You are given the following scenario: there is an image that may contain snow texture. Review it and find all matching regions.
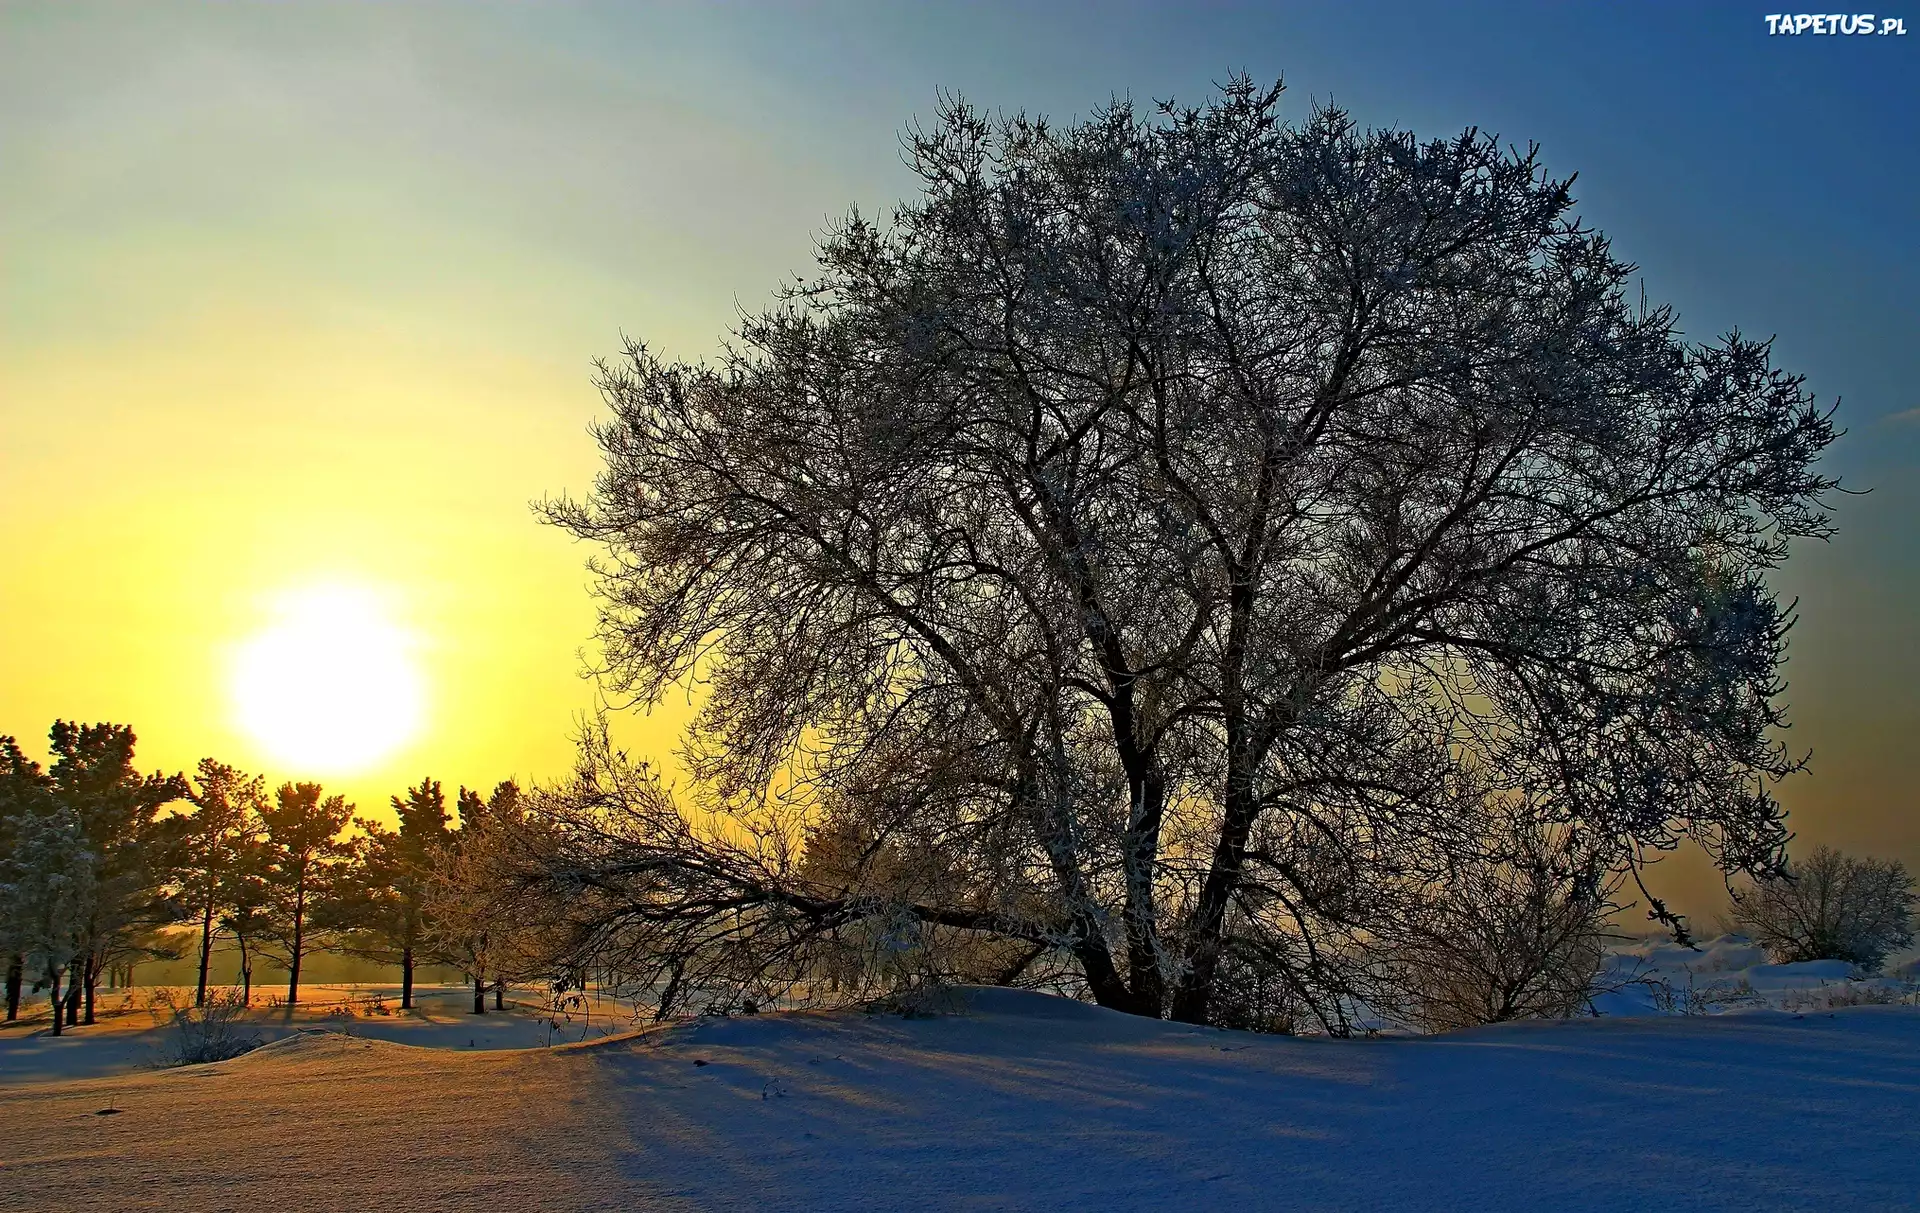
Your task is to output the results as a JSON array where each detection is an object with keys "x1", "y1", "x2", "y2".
[{"x1": 3, "y1": 982, "x2": 1918, "y2": 1211}]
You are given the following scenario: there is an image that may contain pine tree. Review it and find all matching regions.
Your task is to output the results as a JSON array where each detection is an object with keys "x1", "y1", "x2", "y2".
[
  {"x1": 45, "y1": 722, "x2": 188, "y2": 1024},
  {"x1": 162, "y1": 760, "x2": 268, "y2": 1007},
  {"x1": 216, "y1": 833, "x2": 275, "y2": 1005},
  {"x1": 0, "y1": 736, "x2": 55, "y2": 1021},
  {"x1": 257, "y1": 782, "x2": 353, "y2": 1006},
  {"x1": 328, "y1": 777, "x2": 451, "y2": 1009},
  {"x1": 431, "y1": 781, "x2": 525, "y2": 1015},
  {"x1": 0, "y1": 805, "x2": 94, "y2": 1035}
]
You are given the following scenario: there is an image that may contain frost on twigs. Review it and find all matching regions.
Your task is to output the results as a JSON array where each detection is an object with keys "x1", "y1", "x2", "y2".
[
  {"x1": 532, "y1": 73, "x2": 1839, "y2": 1031},
  {"x1": 481, "y1": 721, "x2": 1077, "y2": 1023}
]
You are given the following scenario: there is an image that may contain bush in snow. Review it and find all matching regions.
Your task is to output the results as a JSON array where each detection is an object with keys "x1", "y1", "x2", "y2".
[
  {"x1": 1205, "y1": 934, "x2": 1308, "y2": 1036},
  {"x1": 159, "y1": 988, "x2": 262, "y2": 1066},
  {"x1": 1778, "y1": 980, "x2": 1917, "y2": 1012},
  {"x1": 1391, "y1": 804, "x2": 1622, "y2": 1033},
  {"x1": 1644, "y1": 971, "x2": 1766, "y2": 1015},
  {"x1": 1726, "y1": 846, "x2": 1915, "y2": 972}
]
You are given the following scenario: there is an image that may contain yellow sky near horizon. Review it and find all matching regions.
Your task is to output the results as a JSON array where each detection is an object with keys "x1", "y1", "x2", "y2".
[
  {"x1": 0, "y1": 7, "x2": 760, "y2": 819},
  {"x1": 0, "y1": 299, "x2": 678, "y2": 819}
]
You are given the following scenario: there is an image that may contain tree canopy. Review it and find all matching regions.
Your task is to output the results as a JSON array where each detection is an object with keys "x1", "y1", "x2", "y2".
[{"x1": 533, "y1": 78, "x2": 1838, "y2": 1026}]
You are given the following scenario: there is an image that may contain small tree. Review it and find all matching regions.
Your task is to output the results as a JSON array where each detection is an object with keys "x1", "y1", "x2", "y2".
[
  {"x1": 216, "y1": 832, "x2": 276, "y2": 1005},
  {"x1": 0, "y1": 736, "x2": 56, "y2": 1021},
  {"x1": 428, "y1": 781, "x2": 541, "y2": 1015},
  {"x1": 161, "y1": 760, "x2": 268, "y2": 1007},
  {"x1": 45, "y1": 721, "x2": 188, "y2": 1024},
  {"x1": 327, "y1": 777, "x2": 451, "y2": 1009},
  {"x1": 256, "y1": 782, "x2": 354, "y2": 1006},
  {"x1": 1727, "y1": 845, "x2": 1915, "y2": 971},
  {"x1": 1391, "y1": 801, "x2": 1623, "y2": 1032},
  {"x1": 0, "y1": 806, "x2": 95, "y2": 1035}
]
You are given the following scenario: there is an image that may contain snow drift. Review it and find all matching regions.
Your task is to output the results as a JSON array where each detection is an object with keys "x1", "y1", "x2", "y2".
[{"x1": 3, "y1": 984, "x2": 1917, "y2": 1211}]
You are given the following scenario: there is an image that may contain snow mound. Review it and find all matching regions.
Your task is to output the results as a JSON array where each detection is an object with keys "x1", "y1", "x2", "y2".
[
  {"x1": 223, "y1": 1029, "x2": 427, "y2": 1064},
  {"x1": 950, "y1": 984, "x2": 1117, "y2": 1016},
  {"x1": 949, "y1": 983, "x2": 1182, "y2": 1025}
]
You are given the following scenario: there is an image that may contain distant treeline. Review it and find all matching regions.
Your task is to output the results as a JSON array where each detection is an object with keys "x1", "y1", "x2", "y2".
[{"x1": 0, "y1": 720, "x2": 523, "y2": 1036}]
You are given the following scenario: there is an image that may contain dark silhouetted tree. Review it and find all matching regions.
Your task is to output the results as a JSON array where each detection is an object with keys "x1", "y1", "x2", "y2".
[
  {"x1": 328, "y1": 776, "x2": 451, "y2": 1009},
  {"x1": 217, "y1": 832, "x2": 275, "y2": 1005},
  {"x1": 159, "y1": 759, "x2": 268, "y2": 1008},
  {"x1": 257, "y1": 782, "x2": 353, "y2": 1007},
  {"x1": 0, "y1": 736, "x2": 56, "y2": 1021},
  {"x1": 44, "y1": 722, "x2": 188, "y2": 1024},
  {"x1": 534, "y1": 78, "x2": 1837, "y2": 1027},
  {"x1": 0, "y1": 804, "x2": 93, "y2": 1035}
]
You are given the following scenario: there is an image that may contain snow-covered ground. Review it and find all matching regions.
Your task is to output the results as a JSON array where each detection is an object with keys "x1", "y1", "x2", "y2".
[
  {"x1": 1596, "y1": 934, "x2": 1920, "y2": 1017},
  {"x1": 2, "y1": 980, "x2": 1917, "y2": 1211},
  {"x1": 0, "y1": 983, "x2": 636, "y2": 1086}
]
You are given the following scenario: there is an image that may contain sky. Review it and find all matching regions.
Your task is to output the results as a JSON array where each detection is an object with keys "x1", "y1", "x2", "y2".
[{"x1": 1, "y1": 1, "x2": 1914, "y2": 921}]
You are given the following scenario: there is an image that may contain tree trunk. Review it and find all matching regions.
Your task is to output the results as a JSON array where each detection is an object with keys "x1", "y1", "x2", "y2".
[
  {"x1": 82, "y1": 953, "x2": 97, "y2": 1025},
  {"x1": 1169, "y1": 768, "x2": 1262, "y2": 1026},
  {"x1": 64, "y1": 981, "x2": 80, "y2": 1026},
  {"x1": 4, "y1": 953, "x2": 21, "y2": 1021},
  {"x1": 1119, "y1": 764, "x2": 1169, "y2": 1018},
  {"x1": 196, "y1": 898, "x2": 216, "y2": 1008},
  {"x1": 401, "y1": 947, "x2": 414, "y2": 1010},
  {"x1": 1070, "y1": 920, "x2": 1137, "y2": 1013},
  {"x1": 472, "y1": 975, "x2": 486, "y2": 1015},
  {"x1": 46, "y1": 965, "x2": 63, "y2": 1037},
  {"x1": 288, "y1": 880, "x2": 306, "y2": 1007},
  {"x1": 493, "y1": 980, "x2": 505, "y2": 1011},
  {"x1": 1009, "y1": 767, "x2": 1135, "y2": 1014},
  {"x1": 236, "y1": 936, "x2": 252, "y2": 1006}
]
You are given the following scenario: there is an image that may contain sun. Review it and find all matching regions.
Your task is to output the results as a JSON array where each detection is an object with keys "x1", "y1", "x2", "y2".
[{"x1": 231, "y1": 582, "x2": 426, "y2": 774}]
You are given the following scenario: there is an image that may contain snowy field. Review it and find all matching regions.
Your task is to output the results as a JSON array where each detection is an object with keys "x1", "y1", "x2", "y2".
[
  {"x1": 2, "y1": 951, "x2": 1918, "y2": 1210},
  {"x1": 1598, "y1": 934, "x2": 1920, "y2": 1016},
  {"x1": 0, "y1": 983, "x2": 635, "y2": 1086}
]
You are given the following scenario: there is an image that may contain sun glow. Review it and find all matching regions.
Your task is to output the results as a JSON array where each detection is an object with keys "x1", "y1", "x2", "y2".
[{"x1": 230, "y1": 582, "x2": 426, "y2": 774}]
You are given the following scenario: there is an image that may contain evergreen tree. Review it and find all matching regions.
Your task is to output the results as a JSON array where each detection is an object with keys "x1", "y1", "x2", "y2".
[
  {"x1": 0, "y1": 736, "x2": 55, "y2": 1021},
  {"x1": 161, "y1": 759, "x2": 268, "y2": 1007},
  {"x1": 257, "y1": 782, "x2": 353, "y2": 1006},
  {"x1": 431, "y1": 780, "x2": 526, "y2": 1014},
  {"x1": 217, "y1": 832, "x2": 276, "y2": 1005},
  {"x1": 328, "y1": 777, "x2": 451, "y2": 1009},
  {"x1": 45, "y1": 722, "x2": 188, "y2": 1024},
  {"x1": 0, "y1": 805, "x2": 94, "y2": 1036}
]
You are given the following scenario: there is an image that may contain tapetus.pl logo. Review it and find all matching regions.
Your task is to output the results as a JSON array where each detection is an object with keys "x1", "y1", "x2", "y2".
[{"x1": 1764, "y1": 13, "x2": 1908, "y2": 33}]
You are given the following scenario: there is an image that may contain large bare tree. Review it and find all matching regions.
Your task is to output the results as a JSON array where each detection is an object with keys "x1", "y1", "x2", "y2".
[{"x1": 534, "y1": 78, "x2": 1837, "y2": 1027}]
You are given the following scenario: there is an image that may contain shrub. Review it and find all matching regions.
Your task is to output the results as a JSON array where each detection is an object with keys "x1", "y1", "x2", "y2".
[
  {"x1": 1727, "y1": 846, "x2": 1915, "y2": 972},
  {"x1": 1393, "y1": 808, "x2": 1621, "y2": 1033},
  {"x1": 160, "y1": 989, "x2": 262, "y2": 1066},
  {"x1": 1646, "y1": 972, "x2": 1766, "y2": 1015},
  {"x1": 1205, "y1": 934, "x2": 1305, "y2": 1036},
  {"x1": 1778, "y1": 980, "x2": 1917, "y2": 1012}
]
